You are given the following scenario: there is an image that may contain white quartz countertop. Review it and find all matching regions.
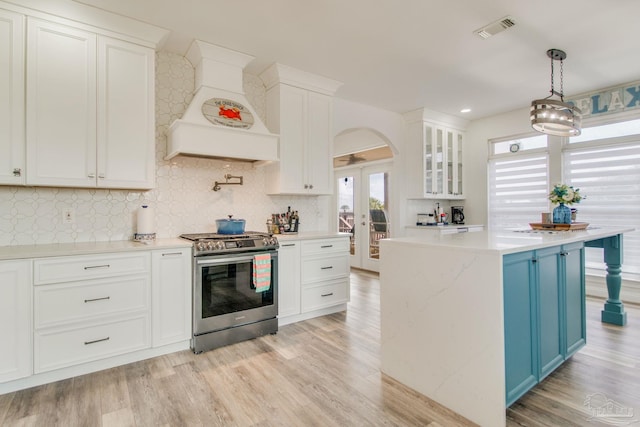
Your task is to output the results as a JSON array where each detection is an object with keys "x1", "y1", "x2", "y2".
[
  {"x1": 275, "y1": 231, "x2": 350, "y2": 241},
  {"x1": 0, "y1": 233, "x2": 350, "y2": 261},
  {"x1": 0, "y1": 238, "x2": 192, "y2": 261},
  {"x1": 384, "y1": 227, "x2": 635, "y2": 255}
]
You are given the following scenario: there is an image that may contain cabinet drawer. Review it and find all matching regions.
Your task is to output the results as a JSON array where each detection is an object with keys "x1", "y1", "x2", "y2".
[
  {"x1": 302, "y1": 255, "x2": 349, "y2": 283},
  {"x1": 301, "y1": 280, "x2": 349, "y2": 312},
  {"x1": 34, "y1": 315, "x2": 150, "y2": 373},
  {"x1": 34, "y1": 252, "x2": 150, "y2": 285},
  {"x1": 301, "y1": 238, "x2": 349, "y2": 256},
  {"x1": 34, "y1": 275, "x2": 149, "y2": 328}
]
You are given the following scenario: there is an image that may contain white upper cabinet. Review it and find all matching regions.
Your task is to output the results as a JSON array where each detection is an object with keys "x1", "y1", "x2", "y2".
[
  {"x1": 261, "y1": 64, "x2": 342, "y2": 195},
  {"x1": 26, "y1": 18, "x2": 98, "y2": 188},
  {"x1": 25, "y1": 18, "x2": 155, "y2": 189},
  {"x1": 405, "y1": 109, "x2": 467, "y2": 200},
  {"x1": 97, "y1": 36, "x2": 155, "y2": 189},
  {"x1": 0, "y1": 9, "x2": 25, "y2": 185}
]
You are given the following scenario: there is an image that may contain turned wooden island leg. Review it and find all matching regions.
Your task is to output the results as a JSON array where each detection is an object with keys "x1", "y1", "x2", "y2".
[{"x1": 586, "y1": 234, "x2": 627, "y2": 326}]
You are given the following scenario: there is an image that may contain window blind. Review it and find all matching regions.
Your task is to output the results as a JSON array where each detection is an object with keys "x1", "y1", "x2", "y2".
[
  {"x1": 564, "y1": 142, "x2": 640, "y2": 275},
  {"x1": 488, "y1": 154, "x2": 549, "y2": 230}
]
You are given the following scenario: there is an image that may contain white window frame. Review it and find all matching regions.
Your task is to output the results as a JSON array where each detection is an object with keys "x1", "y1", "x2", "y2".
[{"x1": 488, "y1": 133, "x2": 550, "y2": 230}]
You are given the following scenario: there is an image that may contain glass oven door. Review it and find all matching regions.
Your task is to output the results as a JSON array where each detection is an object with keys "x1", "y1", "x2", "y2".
[{"x1": 194, "y1": 250, "x2": 278, "y2": 335}]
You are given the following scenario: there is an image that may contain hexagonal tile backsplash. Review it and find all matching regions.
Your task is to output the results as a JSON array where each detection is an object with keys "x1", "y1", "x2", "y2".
[{"x1": 0, "y1": 52, "x2": 327, "y2": 246}]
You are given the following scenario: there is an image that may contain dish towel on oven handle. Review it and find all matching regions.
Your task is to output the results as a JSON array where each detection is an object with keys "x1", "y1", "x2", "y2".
[{"x1": 253, "y1": 253, "x2": 271, "y2": 292}]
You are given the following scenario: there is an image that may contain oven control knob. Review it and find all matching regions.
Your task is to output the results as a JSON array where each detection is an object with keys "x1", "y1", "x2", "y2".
[
  {"x1": 196, "y1": 242, "x2": 207, "y2": 251},
  {"x1": 206, "y1": 241, "x2": 215, "y2": 251},
  {"x1": 214, "y1": 241, "x2": 225, "y2": 250}
]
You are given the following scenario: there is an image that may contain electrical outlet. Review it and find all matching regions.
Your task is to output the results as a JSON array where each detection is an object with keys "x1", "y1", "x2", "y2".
[{"x1": 63, "y1": 209, "x2": 75, "y2": 224}]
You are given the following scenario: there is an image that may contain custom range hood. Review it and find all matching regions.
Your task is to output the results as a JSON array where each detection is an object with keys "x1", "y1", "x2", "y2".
[{"x1": 166, "y1": 41, "x2": 278, "y2": 162}]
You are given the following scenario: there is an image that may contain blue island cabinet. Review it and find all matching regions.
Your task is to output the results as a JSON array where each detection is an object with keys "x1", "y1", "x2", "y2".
[{"x1": 503, "y1": 242, "x2": 585, "y2": 407}]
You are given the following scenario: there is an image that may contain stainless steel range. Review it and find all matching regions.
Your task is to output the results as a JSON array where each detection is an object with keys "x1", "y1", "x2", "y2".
[{"x1": 180, "y1": 232, "x2": 279, "y2": 353}]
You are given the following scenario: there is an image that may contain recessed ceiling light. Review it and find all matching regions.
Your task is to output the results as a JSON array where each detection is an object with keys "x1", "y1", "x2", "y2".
[{"x1": 460, "y1": 108, "x2": 471, "y2": 113}]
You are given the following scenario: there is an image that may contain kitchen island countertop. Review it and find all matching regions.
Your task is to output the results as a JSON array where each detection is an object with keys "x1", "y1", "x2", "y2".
[
  {"x1": 379, "y1": 226, "x2": 633, "y2": 427},
  {"x1": 391, "y1": 226, "x2": 634, "y2": 254}
]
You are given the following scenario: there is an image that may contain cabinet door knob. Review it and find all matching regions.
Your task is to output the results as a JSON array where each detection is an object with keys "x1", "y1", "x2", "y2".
[
  {"x1": 13, "y1": 168, "x2": 21, "y2": 177},
  {"x1": 308, "y1": 184, "x2": 313, "y2": 189}
]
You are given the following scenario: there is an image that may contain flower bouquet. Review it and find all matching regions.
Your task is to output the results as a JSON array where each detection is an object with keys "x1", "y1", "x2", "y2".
[
  {"x1": 548, "y1": 183, "x2": 582, "y2": 205},
  {"x1": 548, "y1": 184, "x2": 583, "y2": 224}
]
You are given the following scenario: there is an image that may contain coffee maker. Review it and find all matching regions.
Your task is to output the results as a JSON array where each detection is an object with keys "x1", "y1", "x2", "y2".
[{"x1": 451, "y1": 206, "x2": 465, "y2": 224}]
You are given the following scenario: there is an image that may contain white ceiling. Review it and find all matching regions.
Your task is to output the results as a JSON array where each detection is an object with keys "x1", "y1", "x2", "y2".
[{"x1": 74, "y1": 0, "x2": 640, "y2": 121}]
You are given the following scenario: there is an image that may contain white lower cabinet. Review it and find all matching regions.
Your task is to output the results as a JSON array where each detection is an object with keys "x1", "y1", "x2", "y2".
[
  {"x1": 34, "y1": 315, "x2": 149, "y2": 373},
  {"x1": 277, "y1": 240, "x2": 301, "y2": 318},
  {"x1": 151, "y1": 248, "x2": 192, "y2": 347},
  {"x1": 0, "y1": 260, "x2": 31, "y2": 383},
  {"x1": 32, "y1": 252, "x2": 151, "y2": 374},
  {"x1": 278, "y1": 236, "x2": 350, "y2": 325},
  {"x1": 301, "y1": 279, "x2": 350, "y2": 312}
]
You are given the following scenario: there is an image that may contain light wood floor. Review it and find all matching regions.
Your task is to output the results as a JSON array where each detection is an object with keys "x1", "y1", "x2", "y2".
[{"x1": 1, "y1": 270, "x2": 638, "y2": 427}]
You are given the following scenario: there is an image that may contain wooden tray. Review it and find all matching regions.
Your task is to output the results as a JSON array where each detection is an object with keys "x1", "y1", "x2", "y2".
[{"x1": 529, "y1": 222, "x2": 589, "y2": 231}]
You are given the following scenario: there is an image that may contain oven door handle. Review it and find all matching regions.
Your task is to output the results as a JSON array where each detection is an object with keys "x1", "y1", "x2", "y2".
[{"x1": 196, "y1": 253, "x2": 275, "y2": 266}]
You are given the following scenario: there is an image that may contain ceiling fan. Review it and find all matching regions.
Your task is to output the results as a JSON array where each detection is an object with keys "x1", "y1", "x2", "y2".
[{"x1": 339, "y1": 153, "x2": 367, "y2": 165}]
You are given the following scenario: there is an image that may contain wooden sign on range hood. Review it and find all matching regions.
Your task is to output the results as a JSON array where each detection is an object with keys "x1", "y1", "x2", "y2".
[{"x1": 166, "y1": 41, "x2": 279, "y2": 163}]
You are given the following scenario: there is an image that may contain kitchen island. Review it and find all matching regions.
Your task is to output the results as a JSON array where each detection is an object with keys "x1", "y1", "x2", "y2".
[{"x1": 379, "y1": 227, "x2": 632, "y2": 427}]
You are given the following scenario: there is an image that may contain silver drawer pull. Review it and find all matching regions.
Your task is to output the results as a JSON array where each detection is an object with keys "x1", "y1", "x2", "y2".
[
  {"x1": 84, "y1": 296, "x2": 110, "y2": 303},
  {"x1": 84, "y1": 337, "x2": 110, "y2": 345},
  {"x1": 320, "y1": 245, "x2": 333, "y2": 248},
  {"x1": 321, "y1": 292, "x2": 334, "y2": 297},
  {"x1": 84, "y1": 264, "x2": 110, "y2": 270},
  {"x1": 321, "y1": 266, "x2": 333, "y2": 270},
  {"x1": 162, "y1": 252, "x2": 182, "y2": 256},
  {"x1": 281, "y1": 244, "x2": 296, "y2": 247}
]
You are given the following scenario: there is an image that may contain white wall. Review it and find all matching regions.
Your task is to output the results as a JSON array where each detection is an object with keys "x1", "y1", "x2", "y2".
[{"x1": 464, "y1": 106, "x2": 533, "y2": 227}]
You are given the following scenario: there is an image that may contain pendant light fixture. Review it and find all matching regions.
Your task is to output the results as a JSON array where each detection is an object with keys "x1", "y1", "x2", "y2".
[{"x1": 530, "y1": 49, "x2": 582, "y2": 137}]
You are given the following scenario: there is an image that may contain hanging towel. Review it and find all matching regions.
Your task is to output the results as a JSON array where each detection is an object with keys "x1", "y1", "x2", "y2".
[{"x1": 253, "y1": 253, "x2": 271, "y2": 293}]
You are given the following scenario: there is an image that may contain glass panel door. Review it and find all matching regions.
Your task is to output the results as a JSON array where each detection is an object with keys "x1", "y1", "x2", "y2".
[
  {"x1": 337, "y1": 175, "x2": 355, "y2": 256},
  {"x1": 335, "y1": 163, "x2": 391, "y2": 272},
  {"x1": 435, "y1": 127, "x2": 444, "y2": 195},
  {"x1": 362, "y1": 164, "x2": 390, "y2": 272}
]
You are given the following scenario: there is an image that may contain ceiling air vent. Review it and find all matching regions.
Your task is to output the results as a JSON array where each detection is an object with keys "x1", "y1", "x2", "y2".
[{"x1": 474, "y1": 16, "x2": 516, "y2": 39}]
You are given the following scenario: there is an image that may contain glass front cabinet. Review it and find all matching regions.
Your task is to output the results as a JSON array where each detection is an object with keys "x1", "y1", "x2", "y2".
[{"x1": 405, "y1": 109, "x2": 466, "y2": 199}]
